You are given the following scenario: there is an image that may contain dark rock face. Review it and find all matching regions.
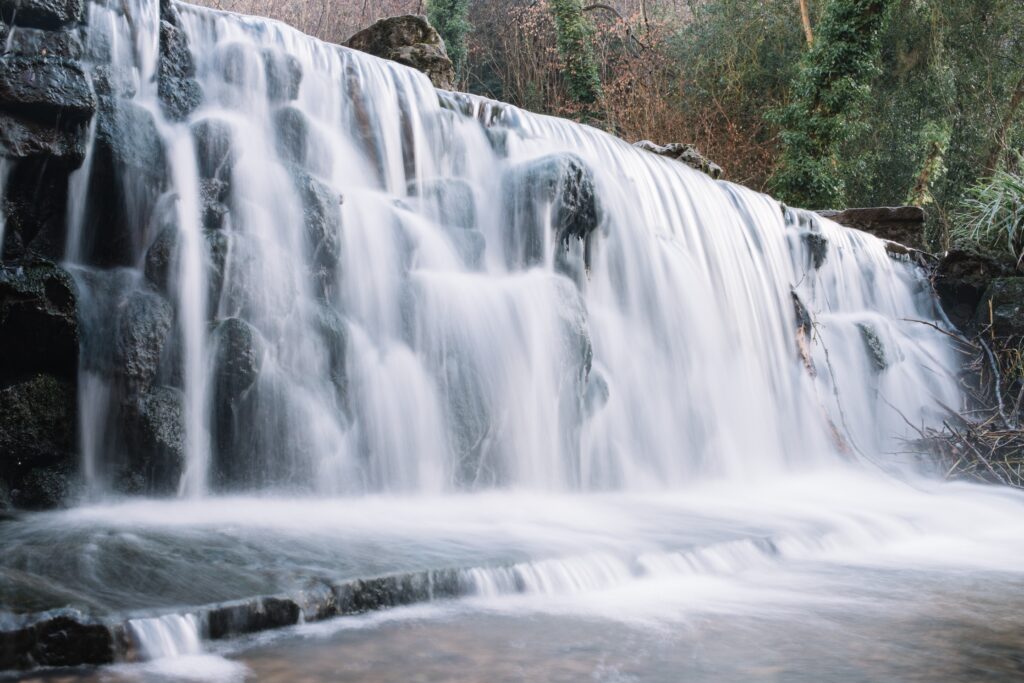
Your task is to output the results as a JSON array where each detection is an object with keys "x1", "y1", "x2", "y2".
[
  {"x1": 0, "y1": 612, "x2": 113, "y2": 671},
  {"x1": 0, "y1": 54, "x2": 94, "y2": 120},
  {"x1": 121, "y1": 385, "x2": 185, "y2": 493},
  {"x1": 114, "y1": 288, "x2": 173, "y2": 394},
  {"x1": 1, "y1": 158, "x2": 78, "y2": 259},
  {"x1": 313, "y1": 305, "x2": 349, "y2": 410},
  {"x1": 976, "y1": 277, "x2": 1024, "y2": 338},
  {"x1": 0, "y1": 0, "x2": 83, "y2": 30},
  {"x1": 933, "y1": 246, "x2": 1017, "y2": 332},
  {"x1": 144, "y1": 224, "x2": 178, "y2": 294},
  {"x1": 0, "y1": 259, "x2": 78, "y2": 380},
  {"x1": 1, "y1": 24, "x2": 84, "y2": 60},
  {"x1": 291, "y1": 167, "x2": 343, "y2": 296},
  {"x1": 0, "y1": 260, "x2": 78, "y2": 509},
  {"x1": 192, "y1": 117, "x2": 235, "y2": 183},
  {"x1": 0, "y1": 373, "x2": 76, "y2": 509},
  {"x1": 634, "y1": 140, "x2": 723, "y2": 179},
  {"x1": 211, "y1": 317, "x2": 264, "y2": 486},
  {"x1": 157, "y1": 4, "x2": 202, "y2": 121},
  {"x1": 818, "y1": 206, "x2": 926, "y2": 250},
  {"x1": 346, "y1": 14, "x2": 455, "y2": 90},
  {"x1": 83, "y1": 97, "x2": 167, "y2": 266},
  {"x1": 502, "y1": 153, "x2": 601, "y2": 271}
]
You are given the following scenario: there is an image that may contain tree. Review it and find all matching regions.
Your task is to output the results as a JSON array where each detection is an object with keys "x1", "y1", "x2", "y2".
[
  {"x1": 549, "y1": 0, "x2": 602, "y2": 106},
  {"x1": 427, "y1": 0, "x2": 472, "y2": 81},
  {"x1": 770, "y1": 0, "x2": 892, "y2": 209}
]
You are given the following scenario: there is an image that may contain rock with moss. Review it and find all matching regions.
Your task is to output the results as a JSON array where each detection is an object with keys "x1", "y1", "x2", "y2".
[
  {"x1": 634, "y1": 140, "x2": 723, "y2": 179},
  {"x1": 975, "y1": 278, "x2": 1024, "y2": 338},
  {"x1": 346, "y1": 15, "x2": 455, "y2": 89}
]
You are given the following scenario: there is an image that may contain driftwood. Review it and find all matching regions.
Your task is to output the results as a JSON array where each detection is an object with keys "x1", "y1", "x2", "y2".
[{"x1": 907, "y1": 322, "x2": 1024, "y2": 488}]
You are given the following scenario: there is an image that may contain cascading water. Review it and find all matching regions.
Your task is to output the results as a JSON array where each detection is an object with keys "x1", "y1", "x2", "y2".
[
  {"x1": 59, "y1": 0, "x2": 959, "y2": 495},
  {"x1": 2, "y1": 0, "x2": 1024, "y2": 679}
]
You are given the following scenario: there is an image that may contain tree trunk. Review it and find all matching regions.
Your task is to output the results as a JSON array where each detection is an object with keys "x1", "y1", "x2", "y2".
[
  {"x1": 985, "y1": 74, "x2": 1024, "y2": 174},
  {"x1": 799, "y1": 0, "x2": 814, "y2": 46}
]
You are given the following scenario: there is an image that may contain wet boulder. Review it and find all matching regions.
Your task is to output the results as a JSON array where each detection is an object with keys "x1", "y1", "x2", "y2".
[
  {"x1": 113, "y1": 288, "x2": 173, "y2": 395},
  {"x1": 261, "y1": 47, "x2": 301, "y2": 102},
  {"x1": 0, "y1": 373, "x2": 76, "y2": 509},
  {"x1": 933, "y1": 245, "x2": 1017, "y2": 332},
  {"x1": 792, "y1": 291, "x2": 816, "y2": 376},
  {"x1": 857, "y1": 322, "x2": 889, "y2": 372},
  {"x1": 273, "y1": 105, "x2": 308, "y2": 166},
  {"x1": 0, "y1": 612, "x2": 114, "y2": 671},
  {"x1": 818, "y1": 206, "x2": 925, "y2": 250},
  {"x1": 501, "y1": 153, "x2": 601, "y2": 270},
  {"x1": 290, "y1": 167, "x2": 343, "y2": 288},
  {"x1": 409, "y1": 178, "x2": 475, "y2": 230},
  {"x1": 802, "y1": 232, "x2": 828, "y2": 270},
  {"x1": 210, "y1": 317, "x2": 265, "y2": 487},
  {"x1": 1, "y1": 156, "x2": 80, "y2": 258},
  {"x1": 634, "y1": 140, "x2": 723, "y2": 179},
  {"x1": 584, "y1": 369, "x2": 610, "y2": 417},
  {"x1": 312, "y1": 305, "x2": 349, "y2": 410},
  {"x1": 157, "y1": 17, "x2": 202, "y2": 120},
  {"x1": 212, "y1": 316, "x2": 263, "y2": 400},
  {"x1": 120, "y1": 386, "x2": 185, "y2": 494},
  {"x1": 192, "y1": 117, "x2": 235, "y2": 184},
  {"x1": 207, "y1": 597, "x2": 301, "y2": 639},
  {"x1": 201, "y1": 178, "x2": 231, "y2": 231},
  {"x1": 0, "y1": 259, "x2": 77, "y2": 381},
  {"x1": 0, "y1": 110, "x2": 89, "y2": 164},
  {"x1": 274, "y1": 106, "x2": 331, "y2": 176},
  {"x1": 0, "y1": 0, "x2": 83, "y2": 30},
  {"x1": 346, "y1": 14, "x2": 455, "y2": 90},
  {"x1": 0, "y1": 24, "x2": 83, "y2": 60},
  {"x1": 144, "y1": 223, "x2": 178, "y2": 294},
  {"x1": 0, "y1": 54, "x2": 94, "y2": 120},
  {"x1": 84, "y1": 97, "x2": 167, "y2": 266},
  {"x1": 447, "y1": 227, "x2": 485, "y2": 269},
  {"x1": 975, "y1": 277, "x2": 1024, "y2": 338}
]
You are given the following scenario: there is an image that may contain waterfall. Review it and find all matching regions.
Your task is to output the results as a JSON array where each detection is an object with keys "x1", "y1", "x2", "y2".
[{"x1": 47, "y1": 0, "x2": 959, "y2": 497}]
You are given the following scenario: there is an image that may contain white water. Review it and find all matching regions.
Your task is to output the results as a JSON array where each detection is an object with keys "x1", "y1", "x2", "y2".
[
  {"x1": 127, "y1": 613, "x2": 203, "y2": 659},
  {"x1": 3, "y1": 0, "x2": 1022, "y2": 675},
  {"x1": 54, "y1": 0, "x2": 961, "y2": 496}
]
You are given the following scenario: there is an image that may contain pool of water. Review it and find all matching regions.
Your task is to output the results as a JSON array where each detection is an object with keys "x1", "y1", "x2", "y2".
[{"x1": 5, "y1": 469, "x2": 1024, "y2": 681}]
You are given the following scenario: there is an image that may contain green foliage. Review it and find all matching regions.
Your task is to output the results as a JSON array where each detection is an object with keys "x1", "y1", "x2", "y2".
[
  {"x1": 548, "y1": 0, "x2": 602, "y2": 105},
  {"x1": 770, "y1": 0, "x2": 893, "y2": 209},
  {"x1": 427, "y1": 0, "x2": 471, "y2": 79},
  {"x1": 953, "y1": 157, "x2": 1024, "y2": 261}
]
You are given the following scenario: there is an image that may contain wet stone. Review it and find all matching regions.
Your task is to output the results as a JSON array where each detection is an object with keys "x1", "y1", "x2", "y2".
[
  {"x1": 206, "y1": 597, "x2": 301, "y2": 639},
  {"x1": 0, "y1": 54, "x2": 95, "y2": 121},
  {"x1": 0, "y1": 0, "x2": 84, "y2": 30},
  {"x1": 261, "y1": 47, "x2": 301, "y2": 102}
]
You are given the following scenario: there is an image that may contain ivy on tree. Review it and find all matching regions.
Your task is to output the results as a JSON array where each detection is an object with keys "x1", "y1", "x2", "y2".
[
  {"x1": 427, "y1": 0, "x2": 471, "y2": 80},
  {"x1": 549, "y1": 0, "x2": 602, "y2": 107},
  {"x1": 771, "y1": 0, "x2": 892, "y2": 209}
]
